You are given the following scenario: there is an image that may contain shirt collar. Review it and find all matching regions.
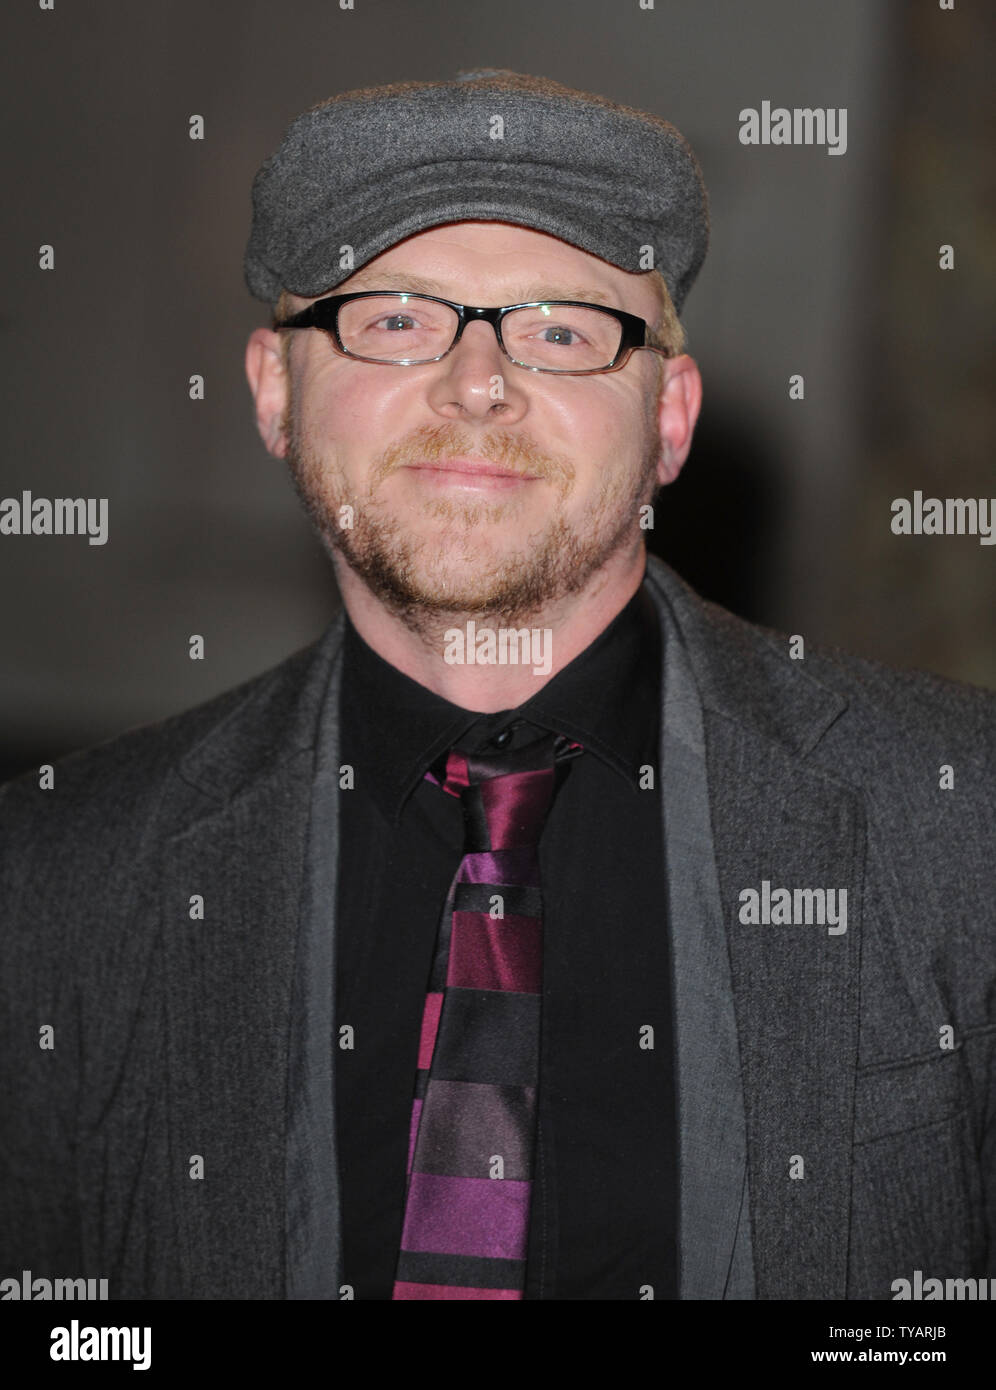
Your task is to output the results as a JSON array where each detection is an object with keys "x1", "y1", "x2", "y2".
[{"x1": 340, "y1": 568, "x2": 662, "y2": 826}]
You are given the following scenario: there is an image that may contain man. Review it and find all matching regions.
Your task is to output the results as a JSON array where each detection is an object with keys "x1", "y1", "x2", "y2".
[{"x1": 1, "y1": 71, "x2": 993, "y2": 1302}]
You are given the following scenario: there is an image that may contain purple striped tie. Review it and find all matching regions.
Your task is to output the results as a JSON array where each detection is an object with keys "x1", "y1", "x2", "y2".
[{"x1": 392, "y1": 728, "x2": 582, "y2": 1299}]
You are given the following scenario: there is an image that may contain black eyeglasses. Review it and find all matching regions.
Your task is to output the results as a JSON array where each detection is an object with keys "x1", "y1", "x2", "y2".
[{"x1": 273, "y1": 291, "x2": 672, "y2": 375}]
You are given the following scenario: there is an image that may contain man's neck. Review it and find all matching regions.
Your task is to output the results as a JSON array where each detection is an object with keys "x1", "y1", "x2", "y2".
[{"x1": 333, "y1": 547, "x2": 648, "y2": 712}]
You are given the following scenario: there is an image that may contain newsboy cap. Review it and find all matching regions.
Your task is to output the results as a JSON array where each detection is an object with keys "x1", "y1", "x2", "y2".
[{"x1": 244, "y1": 69, "x2": 709, "y2": 314}]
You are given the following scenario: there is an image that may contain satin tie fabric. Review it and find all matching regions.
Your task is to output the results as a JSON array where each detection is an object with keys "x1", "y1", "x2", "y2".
[{"x1": 392, "y1": 726, "x2": 582, "y2": 1299}]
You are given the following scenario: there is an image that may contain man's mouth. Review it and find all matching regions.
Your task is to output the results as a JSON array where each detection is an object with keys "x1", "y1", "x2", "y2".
[{"x1": 402, "y1": 457, "x2": 542, "y2": 488}]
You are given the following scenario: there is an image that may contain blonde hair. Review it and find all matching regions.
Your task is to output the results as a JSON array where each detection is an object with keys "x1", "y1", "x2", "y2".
[
  {"x1": 275, "y1": 289, "x2": 296, "y2": 372},
  {"x1": 646, "y1": 268, "x2": 686, "y2": 357}
]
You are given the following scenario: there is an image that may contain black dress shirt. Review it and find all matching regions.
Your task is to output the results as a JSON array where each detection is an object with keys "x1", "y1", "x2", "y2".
[{"x1": 335, "y1": 573, "x2": 677, "y2": 1299}]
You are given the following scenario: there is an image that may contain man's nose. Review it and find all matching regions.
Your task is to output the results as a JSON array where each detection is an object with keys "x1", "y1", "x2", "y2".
[{"x1": 424, "y1": 320, "x2": 526, "y2": 421}]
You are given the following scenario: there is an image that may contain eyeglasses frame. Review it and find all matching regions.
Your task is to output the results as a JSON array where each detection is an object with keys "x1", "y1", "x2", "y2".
[{"x1": 272, "y1": 290, "x2": 673, "y2": 375}]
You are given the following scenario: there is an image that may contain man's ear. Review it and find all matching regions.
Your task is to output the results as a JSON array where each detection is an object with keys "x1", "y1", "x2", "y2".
[
  {"x1": 245, "y1": 327, "x2": 290, "y2": 459},
  {"x1": 655, "y1": 355, "x2": 703, "y2": 487}
]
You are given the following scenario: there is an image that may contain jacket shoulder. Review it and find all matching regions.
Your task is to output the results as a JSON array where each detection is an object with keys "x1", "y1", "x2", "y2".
[
  {"x1": 662, "y1": 565, "x2": 994, "y2": 764},
  {"x1": 784, "y1": 630, "x2": 993, "y2": 776},
  {"x1": 0, "y1": 631, "x2": 331, "y2": 849}
]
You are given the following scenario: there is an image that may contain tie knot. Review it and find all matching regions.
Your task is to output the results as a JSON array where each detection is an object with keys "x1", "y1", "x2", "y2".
[{"x1": 427, "y1": 728, "x2": 582, "y2": 852}]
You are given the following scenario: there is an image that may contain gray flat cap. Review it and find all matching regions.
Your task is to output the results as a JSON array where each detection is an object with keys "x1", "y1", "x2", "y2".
[{"x1": 244, "y1": 69, "x2": 709, "y2": 313}]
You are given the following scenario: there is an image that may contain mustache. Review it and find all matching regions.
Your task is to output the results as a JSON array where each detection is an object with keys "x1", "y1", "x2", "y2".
[{"x1": 370, "y1": 423, "x2": 574, "y2": 489}]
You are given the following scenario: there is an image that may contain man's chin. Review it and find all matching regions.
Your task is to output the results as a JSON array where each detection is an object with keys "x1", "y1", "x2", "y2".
[{"x1": 342, "y1": 553, "x2": 538, "y2": 618}]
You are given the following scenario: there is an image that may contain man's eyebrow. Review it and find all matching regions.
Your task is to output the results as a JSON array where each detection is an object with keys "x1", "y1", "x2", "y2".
[{"x1": 336, "y1": 271, "x2": 614, "y2": 305}]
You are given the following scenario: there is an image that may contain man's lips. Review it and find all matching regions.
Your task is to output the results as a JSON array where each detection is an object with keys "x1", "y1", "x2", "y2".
[{"x1": 402, "y1": 457, "x2": 542, "y2": 487}]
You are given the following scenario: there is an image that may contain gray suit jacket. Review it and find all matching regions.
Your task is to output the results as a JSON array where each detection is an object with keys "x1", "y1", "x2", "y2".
[{"x1": 2, "y1": 555, "x2": 993, "y2": 1299}]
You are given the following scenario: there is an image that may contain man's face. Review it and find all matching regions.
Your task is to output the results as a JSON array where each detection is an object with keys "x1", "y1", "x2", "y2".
[{"x1": 250, "y1": 222, "x2": 698, "y2": 629}]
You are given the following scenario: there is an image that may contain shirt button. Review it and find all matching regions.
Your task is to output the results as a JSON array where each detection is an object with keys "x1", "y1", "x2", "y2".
[{"x1": 492, "y1": 728, "x2": 513, "y2": 748}]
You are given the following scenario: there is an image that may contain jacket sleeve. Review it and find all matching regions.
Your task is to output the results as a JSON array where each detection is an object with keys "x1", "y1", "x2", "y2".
[{"x1": 0, "y1": 770, "x2": 84, "y2": 1279}]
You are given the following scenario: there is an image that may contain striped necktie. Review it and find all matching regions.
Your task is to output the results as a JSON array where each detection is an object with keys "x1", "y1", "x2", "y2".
[{"x1": 392, "y1": 726, "x2": 582, "y2": 1299}]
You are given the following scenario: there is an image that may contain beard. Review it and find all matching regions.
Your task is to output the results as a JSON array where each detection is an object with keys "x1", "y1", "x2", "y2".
[{"x1": 283, "y1": 398, "x2": 662, "y2": 637}]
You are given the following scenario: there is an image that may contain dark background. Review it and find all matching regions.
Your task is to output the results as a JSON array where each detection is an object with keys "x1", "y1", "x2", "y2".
[{"x1": 1, "y1": 0, "x2": 992, "y2": 782}]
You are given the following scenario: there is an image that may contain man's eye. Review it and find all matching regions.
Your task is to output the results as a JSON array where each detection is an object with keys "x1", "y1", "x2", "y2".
[
  {"x1": 537, "y1": 325, "x2": 587, "y2": 346},
  {"x1": 375, "y1": 314, "x2": 418, "y2": 332}
]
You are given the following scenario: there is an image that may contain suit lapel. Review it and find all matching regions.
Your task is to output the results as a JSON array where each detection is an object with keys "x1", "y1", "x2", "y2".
[
  {"x1": 646, "y1": 557, "x2": 865, "y2": 1299},
  {"x1": 653, "y1": 593, "x2": 755, "y2": 1298},
  {"x1": 159, "y1": 622, "x2": 344, "y2": 1297},
  {"x1": 285, "y1": 638, "x2": 347, "y2": 1299}
]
